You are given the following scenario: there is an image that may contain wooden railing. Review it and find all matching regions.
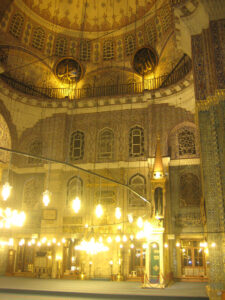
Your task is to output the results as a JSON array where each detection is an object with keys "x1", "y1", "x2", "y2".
[{"x1": 0, "y1": 57, "x2": 192, "y2": 100}]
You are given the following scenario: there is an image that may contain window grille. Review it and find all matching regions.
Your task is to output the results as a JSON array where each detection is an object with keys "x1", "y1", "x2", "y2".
[
  {"x1": 80, "y1": 40, "x2": 90, "y2": 61},
  {"x1": 28, "y1": 141, "x2": 42, "y2": 164},
  {"x1": 103, "y1": 40, "x2": 114, "y2": 60},
  {"x1": 55, "y1": 37, "x2": 67, "y2": 57},
  {"x1": 9, "y1": 13, "x2": 24, "y2": 38},
  {"x1": 98, "y1": 129, "x2": 114, "y2": 159},
  {"x1": 67, "y1": 176, "x2": 83, "y2": 206},
  {"x1": 32, "y1": 27, "x2": 45, "y2": 50},
  {"x1": 128, "y1": 174, "x2": 146, "y2": 207},
  {"x1": 129, "y1": 126, "x2": 144, "y2": 157},
  {"x1": 23, "y1": 178, "x2": 39, "y2": 209},
  {"x1": 95, "y1": 190, "x2": 116, "y2": 205},
  {"x1": 180, "y1": 173, "x2": 201, "y2": 207},
  {"x1": 178, "y1": 129, "x2": 196, "y2": 156},
  {"x1": 125, "y1": 34, "x2": 136, "y2": 56},
  {"x1": 145, "y1": 22, "x2": 157, "y2": 45},
  {"x1": 70, "y1": 131, "x2": 84, "y2": 160}
]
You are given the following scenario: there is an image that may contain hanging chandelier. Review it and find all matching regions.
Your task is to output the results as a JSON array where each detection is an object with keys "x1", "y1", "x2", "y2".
[
  {"x1": 72, "y1": 196, "x2": 81, "y2": 213},
  {"x1": 95, "y1": 204, "x2": 103, "y2": 218},
  {"x1": 1, "y1": 182, "x2": 12, "y2": 201},
  {"x1": 42, "y1": 190, "x2": 51, "y2": 206},
  {"x1": 75, "y1": 237, "x2": 109, "y2": 255},
  {"x1": 115, "y1": 207, "x2": 121, "y2": 219},
  {"x1": 0, "y1": 207, "x2": 26, "y2": 228}
]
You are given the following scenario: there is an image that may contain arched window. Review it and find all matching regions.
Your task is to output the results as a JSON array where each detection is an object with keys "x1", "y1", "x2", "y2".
[
  {"x1": 9, "y1": 13, "x2": 24, "y2": 38},
  {"x1": 32, "y1": 27, "x2": 45, "y2": 50},
  {"x1": 98, "y1": 129, "x2": 114, "y2": 159},
  {"x1": 28, "y1": 140, "x2": 42, "y2": 164},
  {"x1": 0, "y1": 114, "x2": 11, "y2": 163},
  {"x1": 125, "y1": 34, "x2": 136, "y2": 56},
  {"x1": 129, "y1": 126, "x2": 144, "y2": 157},
  {"x1": 180, "y1": 173, "x2": 201, "y2": 207},
  {"x1": 154, "y1": 187, "x2": 163, "y2": 217},
  {"x1": 67, "y1": 176, "x2": 83, "y2": 206},
  {"x1": 145, "y1": 22, "x2": 157, "y2": 45},
  {"x1": 22, "y1": 178, "x2": 40, "y2": 209},
  {"x1": 70, "y1": 131, "x2": 84, "y2": 161},
  {"x1": 178, "y1": 129, "x2": 196, "y2": 156},
  {"x1": 129, "y1": 174, "x2": 146, "y2": 207},
  {"x1": 55, "y1": 37, "x2": 67, "y2": 57},
  {"x1": 103, "y1": 40, "x2": 114, "y2": 60},
  {"x1": 80, "y1": 40, "x2": 90, "y2": 61}
]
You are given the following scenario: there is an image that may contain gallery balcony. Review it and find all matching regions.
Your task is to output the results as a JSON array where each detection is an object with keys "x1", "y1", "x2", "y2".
[{"x1": 0, "y1": 55, "x2": 192, "y2": 101}]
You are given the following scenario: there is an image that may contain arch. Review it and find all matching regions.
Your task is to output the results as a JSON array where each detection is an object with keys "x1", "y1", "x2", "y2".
[
  {"x1": 168, "y1": 122, "x2": 198, "y2": 159},
  {"x1": 98, "y1": 128, "x2": 114, "y2": 159},
  {"x1": 103, "y1": 40, "x2": 114, "y2": 61},
  {"x1": 128, "y1": 173, "x2": 146, "y2": 207},
  {"x1": 129, "y1": 125, "x2": 144, "y2": 157},
  {"x1": 67, "y1": 176, "x2": 83, "y2": 206},
  {"x1": 154, "y1": 187, "x2": 163, "y2": 217},
  {"x1": 125, "y1": 34, "x2": 136, "y2": 56},
  {"x1": 9, "y1": 13, "x2": 24, "y2": 39},
  {"x1": 28, "y1": 140, "x2": 42, "y2": 164},
  {"x1": 80, "y1": 40, "x2": 90, "y2": 61},
  {"x1": 0, "y1": 113, "x2": 11, "y2": 163},
  {"x1": 69, "y1": 131, "x2": 84, "y2": 161},
  {"x1": 179, "y1": 173, "x2": 201, "y2": 207},
  {"x1": 22, "y1": 177, "x2": 41, "y2": 210},
  {"x1": 55, "y1": 37, "x2": 67, "y2": 57},
  {"x1": 32, "y1": 27, "x2": 45, "y2": 50}
]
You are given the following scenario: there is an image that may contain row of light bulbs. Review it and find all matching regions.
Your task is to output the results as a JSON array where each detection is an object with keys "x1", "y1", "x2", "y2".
[
  {"x1": 1, "y1": 183, "x2": 138, "y2": 223},
  {"x1": 0, "y1": 236, "x2": 216, "y2": 249}
]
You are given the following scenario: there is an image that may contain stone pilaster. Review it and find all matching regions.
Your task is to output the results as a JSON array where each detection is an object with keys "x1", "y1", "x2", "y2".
[{"x1": 197, "y1": 91, "x2": 225, "y2": 296}]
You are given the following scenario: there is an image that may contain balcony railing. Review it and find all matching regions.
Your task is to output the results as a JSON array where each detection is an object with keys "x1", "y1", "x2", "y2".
[{"x1": 0, "y1": 56, "x2": 192, "y2": 100}]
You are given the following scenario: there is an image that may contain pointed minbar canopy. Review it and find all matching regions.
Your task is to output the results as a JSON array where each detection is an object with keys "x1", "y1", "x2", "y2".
[{"x1": 153, "y1": 135, "x2": 164, "y2": 179}]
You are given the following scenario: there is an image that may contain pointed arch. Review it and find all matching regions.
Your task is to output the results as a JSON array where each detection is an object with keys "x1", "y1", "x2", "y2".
[
  {"x1": 128, "y1": 173, "x2": 146, "y2": 207},
  {"x1": 98, "y1": 128, "x2": 114, "y2": 159}
]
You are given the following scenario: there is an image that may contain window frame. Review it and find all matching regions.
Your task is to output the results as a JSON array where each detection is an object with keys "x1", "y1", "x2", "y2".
[
  {"x1": 69, "y1": 131, "x2": 84, "y2": 161},
  {"x1": 178, "y1": 129, "x2": 196, "y2": 157},
  {"x1": 128, "y1": 174, "x2": 146, "y2": 207},
  {"x1": 103, "y1": 40, "x2": 114, "y2": 61},
  {"x1": 67, "y1": 176, "x2": 83, "y2": 206},
  {"x1": 32, "y1": 27, "x2": 45, "y2": 50},
  {"x1": 98, "y1": 128, "x2": 114, "y2": 160},
  {"x1": 9, "y1": 13, "x2": 24, "y2": 39},
  {"x1": 129, "y1": 126, "x2": 144, "y2": 157}
]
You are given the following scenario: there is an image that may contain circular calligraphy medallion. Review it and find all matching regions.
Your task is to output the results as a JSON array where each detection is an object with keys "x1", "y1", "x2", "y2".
[
  {"x1": 133, "y1": 47, "x2": 158, "y2": 76},
  {"x1": 55, "y1": 58, "x2": 83, "y2": 84}
]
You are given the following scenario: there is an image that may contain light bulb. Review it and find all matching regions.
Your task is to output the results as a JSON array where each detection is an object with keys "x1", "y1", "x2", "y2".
[
  {"x1": 122, "y1": 235, "x2": 127, "y2": 242},
  {"x1": 115, "y1": 207, "x2": 121, "y2": 219},
  {"x1": 115, "y1": 235, "x2": 121, "y2": 243},
  {"x1": 43, "y1": 190, "x2": 51, "y2": 206},
  {"x1": 72, "y1": 197, "x2": 81, "y2": 213},
  {"x1": 2, "y1": 182, "x2": 12, "y2": 201},
  {"x1": 96, "y1": 204, "x2": 103, "y2": 218},
  {"x1": 128, "y1": 214, "x2": 133, "y2": 223},
  {"x1": 137, "y1": 217, "x2": 143, "y2": 228},
  {"x1": 107, "y1": 237, "x2": 112, "y2": 243}
]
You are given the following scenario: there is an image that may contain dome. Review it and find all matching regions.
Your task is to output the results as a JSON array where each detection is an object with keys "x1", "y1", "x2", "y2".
[{"x1": 0, "y1": 0, "x2": 191, "y2": 99}]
